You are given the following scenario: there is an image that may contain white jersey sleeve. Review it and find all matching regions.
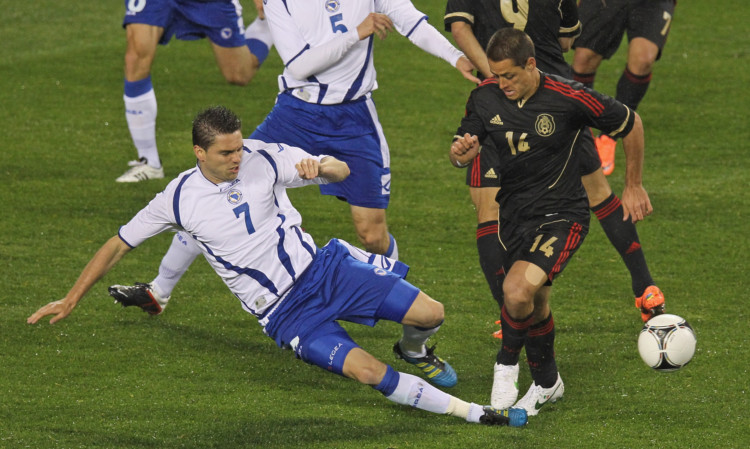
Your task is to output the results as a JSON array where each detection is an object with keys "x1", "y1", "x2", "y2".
[{"x1": 375, "y1": 0, "x2": 464, "y2": 67}]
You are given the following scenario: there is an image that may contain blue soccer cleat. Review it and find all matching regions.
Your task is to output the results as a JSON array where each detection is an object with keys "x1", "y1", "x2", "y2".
[
  {"x1": 479, "y1": 406, "x2": 528, "y2": 427},
  {"x1": 393, "y1": 342, "x2": 457, "y2": 388}
]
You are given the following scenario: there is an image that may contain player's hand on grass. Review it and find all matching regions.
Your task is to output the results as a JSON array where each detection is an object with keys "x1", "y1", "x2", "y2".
[{"x1": 27, "y1": 299, "x2": 75, "y2": 325}]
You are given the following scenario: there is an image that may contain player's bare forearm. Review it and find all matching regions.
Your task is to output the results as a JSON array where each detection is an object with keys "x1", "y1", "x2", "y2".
[
  {"x1": 27, "y1": 236, "x2": 132, "y2": 324},
  {"x1": 451, "y1": 22, "x2": 492, "y2": 79},
  {"x1": 450, "y1": 133, "x2": 480, "y2": 168},
  {"x1": 318, "y1": 156, "x2": 350, "y2": 182},
  {"x1": 620, "y1": 113, "x2": 652, "y2": 223}
]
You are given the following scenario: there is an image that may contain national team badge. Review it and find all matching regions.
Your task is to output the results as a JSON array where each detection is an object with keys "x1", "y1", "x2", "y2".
[
  {"x1": 325, "y1": 0, "x2": 340, "y2": 13},
  {"x1": 374, "y1": 268, "x2": 387, "y2": 276},
  {"x1": 221, "y1": 27, "x2": 233, "y2": 40},
  {"x1": 227, "y1": 189, "x2": 243, "y2": 204},
  {"x1": 535, "y1": 114, "x2": 555, "y2": 136}
]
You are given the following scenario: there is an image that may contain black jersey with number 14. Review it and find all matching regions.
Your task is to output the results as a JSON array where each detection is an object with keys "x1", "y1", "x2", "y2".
[{"x1": 457, "y1": 73, "x2": 636, "y2": 223}]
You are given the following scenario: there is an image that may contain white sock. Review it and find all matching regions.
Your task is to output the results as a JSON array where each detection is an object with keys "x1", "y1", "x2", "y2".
[
  {"x1": 152, "y1": 232, "x2": 201, "y2": 299},
  {"x1": 385, "y1": 372, "x2": 451, "y2": 414},
  {"x1": 244, "y1": 16, "x2": 273, "y2": 48},
  {"x1": 124, "y1": 89, "x2": 160, "y2": 168},
  {"x1": 398, "y1": 324, "x2": 441, "y2": 357}
]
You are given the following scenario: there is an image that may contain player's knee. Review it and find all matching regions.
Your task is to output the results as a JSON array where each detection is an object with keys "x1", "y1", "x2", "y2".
[
  {"x1": 503, "y1": 281, "x2": 533, "y2": 308},
  {"x1": 420, "y1": 300, "x2": 445, "y2": 328},
  {"x1": 357, "y1": 230, "x2": 389, "y2": 255}
]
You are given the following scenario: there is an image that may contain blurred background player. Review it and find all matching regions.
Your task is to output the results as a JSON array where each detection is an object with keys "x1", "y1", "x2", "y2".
[
  {"x1": 117, "y1": 0, "x2": 273, "y2": 182},
  {"x1": 449, "y1": 28, "x2": 655, "y2": 416},
  {"x1": 444, "y1": 0, "x2": 665, "y2": 343},
  {"x1": 572, "y1": 0, "x2": 676, "y2": 175}
]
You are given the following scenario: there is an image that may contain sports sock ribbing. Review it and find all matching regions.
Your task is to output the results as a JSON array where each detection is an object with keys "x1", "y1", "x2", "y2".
[
  {"x1": 245, "y1": 17, "x2": 272, "y2": 66},
  {"x1": 573, "y1": 69, "x2": 596, "y2": 89},
  {"x1": 497, "y1": 307, "x2": 533, "y2": 366},
  {"x1": 591, "y1": 193, "x2": 654, "y2": 296},
  {"x1": 616, "y1": 66, "x2": 651, "y2": 110}
]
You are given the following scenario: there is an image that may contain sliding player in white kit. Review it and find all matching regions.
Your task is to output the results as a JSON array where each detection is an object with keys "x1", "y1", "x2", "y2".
[
  {"x1": 27, "y1": 106, "x2": 526, "y2": 428},
  {"x1": 109, "y1": 0, "x2": 480, "y2": 383}
]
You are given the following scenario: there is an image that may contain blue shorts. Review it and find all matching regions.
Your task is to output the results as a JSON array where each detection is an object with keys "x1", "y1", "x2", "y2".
[
  {"x1": 250, "y1": 92, "x2": 391, "y2": 209},
  {"x1": 122, "y1": 0, "x2": 246, "y2": 48},
  {"x1": 260, "y1": 239, "x2": 419, "y2": 375}
]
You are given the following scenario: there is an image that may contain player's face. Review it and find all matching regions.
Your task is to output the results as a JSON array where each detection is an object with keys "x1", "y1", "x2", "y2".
[
  {"x1": 490, "y1": 57, "x2": 538, "y2": 101},
  {"x1": 195, "y1": 130, "x2": 244, "y2": 184}
]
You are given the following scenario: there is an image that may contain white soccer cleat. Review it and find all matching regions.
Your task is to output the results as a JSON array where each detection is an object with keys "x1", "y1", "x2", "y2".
[
  {"x1": 490, "y1": 363, "x2": 519, "y2": 409},
  {"x1": 513, "y1": 373, "x2": 564, "y2": 416},
  {"x1": 115, "y1": 158, "x2": 164, "y2": 183}
]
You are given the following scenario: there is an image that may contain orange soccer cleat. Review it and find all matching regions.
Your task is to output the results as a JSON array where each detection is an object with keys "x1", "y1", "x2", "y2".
[
  {"x1": 595, "y1": 134, "x2": 617, "y2": 176},
  {"x1": 635, "y1": 285, "x2": 666, "y2": 322}
]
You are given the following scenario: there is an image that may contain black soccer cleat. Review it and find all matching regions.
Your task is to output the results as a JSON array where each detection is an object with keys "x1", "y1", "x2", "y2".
[{"x1": 108, "y1": 282, "x2": 169, "y2": 315}]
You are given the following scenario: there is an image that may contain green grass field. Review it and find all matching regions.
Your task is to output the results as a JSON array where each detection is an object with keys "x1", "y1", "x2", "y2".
[{"x1": 2, "y1": 1, "x2": 748, "y2": 447}]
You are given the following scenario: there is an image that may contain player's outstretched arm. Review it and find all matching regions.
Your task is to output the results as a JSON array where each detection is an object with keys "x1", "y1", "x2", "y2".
[
  {"x1": 449, "y1": 133, "x2": 480, "y2": 168},
  {"x1": 27, "y1": 236, "x2": 132, "y2": 325},
  {"x1": 620, "y1": 112, "x2": 653, "y2": 224}
]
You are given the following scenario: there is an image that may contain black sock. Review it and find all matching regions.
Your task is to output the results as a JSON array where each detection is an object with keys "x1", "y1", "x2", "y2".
[
  {"x1": 477, "y1": 221, "x2": 505, "y2": 311},
  {"x1": 573, "y1": 69, "x2": 596, "y2": 89},
  {"x1": 497, "y1": 306, "x2": 533, "y2": 366},
  {"x1": 591, "y1": 193, "x2": 654, "y2": 296},
  {"x1": 616, "y1": 66, "x2": 651, "y2": 110},
  {"x1": 524, "y1": 313, "x2": 558, "y2": 388}
]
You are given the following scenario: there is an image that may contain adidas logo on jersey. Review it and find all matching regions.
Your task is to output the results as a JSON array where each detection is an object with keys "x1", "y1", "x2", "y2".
[
  {"x1": 490, "y1": 115, "x2": 504, "y2": 126},
  {"x1": 484, "y1": 168, "x2": 498, "y2": 179}
]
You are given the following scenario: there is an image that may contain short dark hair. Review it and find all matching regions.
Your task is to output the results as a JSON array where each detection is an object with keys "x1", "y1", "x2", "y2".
[
  {"x1": 192, "y1": 106, "x2": 242, "y2": 149},
  {"x1": 486, "y1": 28, "x2": 536, "y2": 68}
]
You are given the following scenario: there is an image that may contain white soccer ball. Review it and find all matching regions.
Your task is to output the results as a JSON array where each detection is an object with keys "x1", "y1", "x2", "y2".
[{"x1": 637, "y1": 314, "x2": 696, "y2": 372}]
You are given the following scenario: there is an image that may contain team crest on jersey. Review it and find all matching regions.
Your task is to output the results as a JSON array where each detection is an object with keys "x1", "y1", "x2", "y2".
[
  {"x1": 227, "y1": 189, "x2": 243, "y2": 204},
  {"x1": 535, "y1": 114, "x2": 555, "y2": 136},
  {"x1": 374, "y1": 267, "x2": 387, "y2": 276},
  {"x1": 220, "y1": 27, "x2": 233, "y2": 40},
  {"x1": 325, "y1": 0, "x2": 341, "y2": 13}
]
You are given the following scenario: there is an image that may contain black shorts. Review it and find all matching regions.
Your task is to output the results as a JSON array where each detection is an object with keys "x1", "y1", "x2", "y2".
[
  {"x1": 575, "y1": 0, "x2": 676, "y2": 60},
  {"x1": 466, "y1": 141, "x2": 502, "y2": 188},
  {"x1": 498, "y1": 215, "x2": 589, "y2": 284},
  {"x1": 466, "y1": 130, "x2": 601, "y2": 187},
  {"x1": 578, "y1": 128, "x2": 602, "y2": 176}
]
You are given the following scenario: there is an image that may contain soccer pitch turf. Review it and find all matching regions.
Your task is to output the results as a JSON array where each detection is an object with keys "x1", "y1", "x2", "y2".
[{"x1": 1, "y1": 1, "x2": 748, "y2": 448}]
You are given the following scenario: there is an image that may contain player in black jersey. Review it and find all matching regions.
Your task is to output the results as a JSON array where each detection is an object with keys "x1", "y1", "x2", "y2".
[
  {"x1": 572, "y1": 0, "x2": 676, "y2": 175},
  {"x1": 444, "y1": 0, "x2": 665, "y2": 340},
  {"x1": 449, "y1": 28, "x2": 655, "y2": 416}
]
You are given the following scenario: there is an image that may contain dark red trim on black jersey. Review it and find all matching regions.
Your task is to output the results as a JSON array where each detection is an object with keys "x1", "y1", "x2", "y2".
[
  {"x1": 479, "y1": 78, "x2": 498, "y2": 87},
  {"x1": 545, "y1": 78, "x2": 605, "y2": 115}
]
